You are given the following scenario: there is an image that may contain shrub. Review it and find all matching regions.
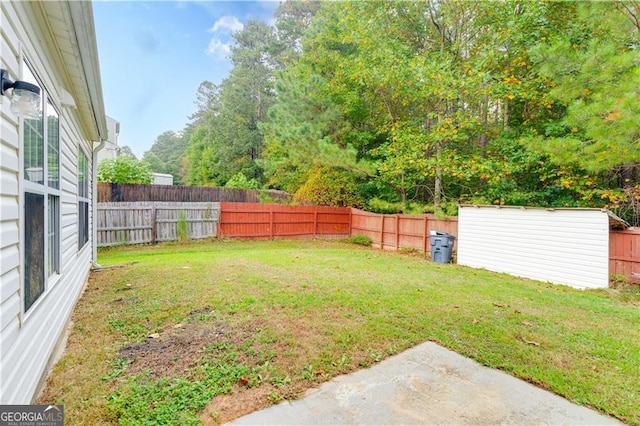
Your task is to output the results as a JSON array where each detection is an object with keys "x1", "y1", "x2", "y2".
[
  {"x1": 344, "y1": 234, "x2": 372, "y2": 246},
  {"x1": 97, "y1": 156, "x2": 153, "y2": 184},
  {"x1": 294, "y1": 168, "x2": 364, "y2": 207},
  {"x1": 225, "y1": 173, "x2": 260, "y2": 189},
  {"x1": 177, "y1": 211, "x2": 189, "y2": 243}
]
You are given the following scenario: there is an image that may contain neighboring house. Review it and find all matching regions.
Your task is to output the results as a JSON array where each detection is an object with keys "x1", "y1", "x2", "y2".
[
  {"x1": 96, "y1": 115, "x2": 120, "y2": 164},
  {"x1": 152, "y1": 172, "x2": 174, "y2": 185},
  {"x1": 0, "y1": 1, "x2": 108, "y2": 403}
]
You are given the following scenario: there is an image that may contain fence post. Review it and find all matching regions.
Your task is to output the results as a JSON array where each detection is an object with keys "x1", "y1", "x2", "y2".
[
  {"x1": 423, "y1": 215, "x2": 428, "y2": 254},
  {"x1": 151, "y1": 206, "x2": 157, "y2": 244},
  {"x1": 395, "y1": 214, "x2": 400, "y2": 250},
  {"x1": 348, "y1": 209, "x2": 353, "y2": 237},
  {"x1": 269, "y1": 209, "x2": 274, "y2": 240},
  {"x1": 380, "y1": 214, "x2": 385, "y2": 249},
  {"x1": 313, "y1": 211, "x2": 318, "y2": 239}
]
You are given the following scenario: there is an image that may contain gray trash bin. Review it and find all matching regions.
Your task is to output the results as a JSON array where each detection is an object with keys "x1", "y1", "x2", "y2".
[{"x1": 430, "y1": 230, "x2": 455, "y2": 263}]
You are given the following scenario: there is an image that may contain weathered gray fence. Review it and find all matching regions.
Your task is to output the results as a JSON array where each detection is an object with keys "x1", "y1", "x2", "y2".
[
  {"x1": 97, "y1": 202, "x2": 220, "y2": 247},
  {"x1": 97, "y1": 182, "x2": 291, "y2": 204}
]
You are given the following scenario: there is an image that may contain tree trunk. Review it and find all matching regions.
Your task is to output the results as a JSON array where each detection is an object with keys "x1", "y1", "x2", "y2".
[
  {"x1": 479, "y1": 93, "x2": 488, "y2": 151},
  {"x1": 622, "y1": 164, "x2": 635, "y2": 189},
  {"x1": 401, "y1": 172, "x2": 407, "y2": 204},
  {"x1": 503, "y1": 100, "x2": 510, "y2": 131},
  {"x1": 434, "y1": 165, "x2": 442, "y2": 208},
  {"x1": 434, "y1": 140, "x2": 442, "y2": 209}
]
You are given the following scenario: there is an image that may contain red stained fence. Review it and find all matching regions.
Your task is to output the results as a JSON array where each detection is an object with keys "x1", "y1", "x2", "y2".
[
  {"x1": 351, "y1": 209, "x2": 458, "y2": 254},
  {"x1": 219, "y1": 203, "x2": 351, "y2": 239},
  {"x1": 218, "y1": 204, "x2": 459, "y2": 255},
  {"x1": 609, "y1": 229, "x2": 640, "y2": 282}
]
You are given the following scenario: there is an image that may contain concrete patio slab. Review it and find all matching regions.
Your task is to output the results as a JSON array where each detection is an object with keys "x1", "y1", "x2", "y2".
[{"x1": 229, "y1": 342, "x2": 620, "y2": 425}]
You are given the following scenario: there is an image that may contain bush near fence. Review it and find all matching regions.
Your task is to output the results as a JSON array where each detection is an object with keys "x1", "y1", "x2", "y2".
[{"x1": 97, "y1": 182, "x2": 291, "y2": 204}]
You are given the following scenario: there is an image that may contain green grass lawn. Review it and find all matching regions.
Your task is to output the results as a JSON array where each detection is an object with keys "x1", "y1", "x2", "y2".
[{"x1": 38, "y1": 239, "x2": 640, "y2": 425}]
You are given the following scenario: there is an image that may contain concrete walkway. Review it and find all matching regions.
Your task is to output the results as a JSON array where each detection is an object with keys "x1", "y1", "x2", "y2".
[{"x1": 229, "y1": 342, "x2": 620, "y2": 425}]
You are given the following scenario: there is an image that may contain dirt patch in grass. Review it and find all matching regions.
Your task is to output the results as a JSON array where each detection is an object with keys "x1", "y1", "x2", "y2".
[
  {"x1": 201, "y1": 385, "x2": 277, "y2": 425},
  {"x1": 119, "y1": 322, "x2": 229, "y2": 379}
]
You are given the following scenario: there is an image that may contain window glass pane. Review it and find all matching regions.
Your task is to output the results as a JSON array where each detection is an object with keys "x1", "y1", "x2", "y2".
[
  {"x1": 48, "y1": 195, "x2": 60, "y2": 276},
  {"x1": 47, "y1": 101, "x2": 59, "y2": 189},
  {"x1": 23, "y1": 65, "x2": 44, "y2": 185},
  {"x1": 25, "y1": 192, "x2": 44, "y2": 311},
  {"x1": 78, "y1": 201, "x2": 89, "y2": 249},
  {"x1": 78, "y1": 151, "x2": 88, "y2": 199}
]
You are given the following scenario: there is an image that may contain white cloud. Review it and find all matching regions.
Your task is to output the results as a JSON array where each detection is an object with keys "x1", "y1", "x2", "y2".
[
  {"x1": 205, "y1": 16, "x2": 243, "y2": 58},
  {"x1": 209, "y1": 16, "x2": 244, "y2": 34},
  {"x1": 206, "y1": 39, "x2": 232, "y2": 57}
]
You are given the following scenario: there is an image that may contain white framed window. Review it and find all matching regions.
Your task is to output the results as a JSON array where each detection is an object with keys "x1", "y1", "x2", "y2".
[
  {"x1": 22, "y1": 61, "x2": 61, "y2": 312},
  {"x1": 78, "y1": 149, "x2": 90, "y2": 250}
]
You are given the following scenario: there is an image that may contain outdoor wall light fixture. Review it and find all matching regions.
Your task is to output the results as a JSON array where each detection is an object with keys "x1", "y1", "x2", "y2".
[{"x1": 1, "y1": 68, "x2": 41, "y2": 119}]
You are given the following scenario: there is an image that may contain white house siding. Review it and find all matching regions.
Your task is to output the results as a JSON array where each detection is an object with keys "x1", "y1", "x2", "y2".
[
  {"x1": 0, "y1": 1, "x2": 104, "y2": 403},
  {"x1": 96, "y1": 116, "x2": 119, "y2": 164},
  {"x1": 457, "y1": 206, "x2": 610, "y2": 289}
]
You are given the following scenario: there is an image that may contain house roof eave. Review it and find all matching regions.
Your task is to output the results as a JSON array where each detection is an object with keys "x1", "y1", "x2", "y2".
[{"x1": 37, "y1": 1, "x2": 108, "y2": 142}]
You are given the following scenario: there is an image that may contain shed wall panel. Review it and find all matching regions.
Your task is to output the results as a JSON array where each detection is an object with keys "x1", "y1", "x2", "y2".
[{"x1": 457, "y1": 207, "x2": 609, "y2": 289}]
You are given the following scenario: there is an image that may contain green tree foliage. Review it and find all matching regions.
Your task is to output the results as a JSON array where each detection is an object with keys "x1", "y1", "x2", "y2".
[
  {"x1": 225, "y1": 172, "x2": 260, "y2": 189},
  {"x1": 156, "y1": 1, "x2": 640, "y2": 223},
  {"x1": 118, "y1": 145, "x2": 137, "y2": 159},
  {"x1": 142, "y1": 131, "x2": 189, "y2": 185},
  {"x1": 529, "y1": 2, "x2": 640, "y2": 172},
  {"x1": 260, "y1": 0, "x2": 640, "y2": 219},
  {"x1": 260, "y1": 72, "x2": 360, "y2": 193},
  {"x1": 181, "y1": 2, "x2": 322, "y2": 188},
  {"x1": 97, "y1": 156, "x2": 153, "y2": 184},
  {"x1": 182, "y1": 22, "x2": 277, "y2": 186}
]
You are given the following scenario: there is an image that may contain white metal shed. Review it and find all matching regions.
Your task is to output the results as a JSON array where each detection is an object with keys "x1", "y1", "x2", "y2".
[{"x1": 457, "y1": 206, "x2": 627, "y2": 289}]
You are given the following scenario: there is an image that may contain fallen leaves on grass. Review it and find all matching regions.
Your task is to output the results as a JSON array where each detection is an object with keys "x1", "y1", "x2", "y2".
[{"x1": 520, "y1": 337, "x2": 541, "y2": 346}]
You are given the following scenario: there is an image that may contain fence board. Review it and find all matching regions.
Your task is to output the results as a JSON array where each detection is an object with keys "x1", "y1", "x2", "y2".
[
  {"x1": 97, "y1": 202, "x2": 220, "y2": 246},
  {"x1": 350, "y1": 209, "x2": 458, "y2": 255},
  {"x1": 609, "y1": 229, "x2": 640, "y2": 282}
]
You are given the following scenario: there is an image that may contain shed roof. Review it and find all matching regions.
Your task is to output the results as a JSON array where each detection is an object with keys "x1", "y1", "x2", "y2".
[{"x1": 459, "y1": 205, "x2": 629, "y2": 230}]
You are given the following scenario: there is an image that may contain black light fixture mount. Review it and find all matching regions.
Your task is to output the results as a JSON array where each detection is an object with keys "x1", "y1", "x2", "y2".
[{"x1": 1, "y1": 68, "x2": 41, "y2": 118}]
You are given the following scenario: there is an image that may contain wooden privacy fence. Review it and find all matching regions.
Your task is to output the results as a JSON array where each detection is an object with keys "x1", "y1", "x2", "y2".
[
  {"x1": 609, "y1": 228, "x2": 640, "y2": 282},
  {"x1": 96, "y1": 200, "x2": 640, "y2": 286},
  {"x1": 97, "y1": 182, "x2": 291, "y2": 204},
  {"x1": 351, "y1": 209, "x2": 458, "y2": 254},
  {"x1": 97, "y1": 202, "x2": 220, "y2": 246},
  {"x1": 219, "y1": 203, "x2": 351, "y2": 239},
  {"x1": 97, "y1": 202, "x2": 459, "y2": 251}
]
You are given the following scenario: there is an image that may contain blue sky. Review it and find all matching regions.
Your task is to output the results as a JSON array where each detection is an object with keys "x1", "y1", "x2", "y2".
[{"x1": 93, "y1": 1, "x2": 279, "y2": 158}]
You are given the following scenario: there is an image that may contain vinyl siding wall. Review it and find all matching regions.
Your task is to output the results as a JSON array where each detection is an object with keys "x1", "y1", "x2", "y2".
[
  {"x1": 457, "y1": 206, "x2": 610, "y2": 289},
  {"x1": 0, "y1": 1, "x2": 94, "y2": 403}
]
